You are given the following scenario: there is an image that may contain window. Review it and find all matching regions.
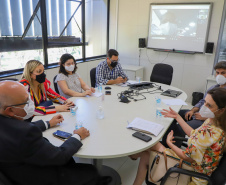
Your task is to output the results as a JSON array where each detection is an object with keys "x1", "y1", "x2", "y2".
[
  {"x1": 0, "y1": 0, "x2": 109, "y2": 75},
  {"x1": 85, "y1": 0, "x2": 107, "y2": 57}
]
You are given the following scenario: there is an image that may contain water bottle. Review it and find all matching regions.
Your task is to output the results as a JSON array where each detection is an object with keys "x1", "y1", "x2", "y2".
[
  {"x1": 75, "y1": 120, "x2": 83, "y2": 130},
  {"x1": 155, "y1": 96, "x2": 162, "y2": 120},
  {"x1": 70, "y1": 107, "x2": 76, "y2": 116},
  {"x1": 97, "y1": 106, "x2": 104, "y2": 119},
  {"x1": 99, "y1": 83, "x2": 103, "y2": 93}
]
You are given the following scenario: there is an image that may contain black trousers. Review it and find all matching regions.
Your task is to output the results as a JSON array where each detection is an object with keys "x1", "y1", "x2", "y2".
[{"x1": 161, "y1": 109, "x2": 204, "y2": 148}]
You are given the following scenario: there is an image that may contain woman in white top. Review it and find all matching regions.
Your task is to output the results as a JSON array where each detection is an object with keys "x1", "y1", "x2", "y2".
[{"x1": 55, "y1": 53, "x2": 95, "y2": 99}]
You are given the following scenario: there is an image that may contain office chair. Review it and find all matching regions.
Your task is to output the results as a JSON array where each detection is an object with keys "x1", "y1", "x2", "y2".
[
  {"x1": 90, "y1": 67, "x2": 96, "y2": 87},
  {"x1": 0, "y1": 171, "x2": 13, "y2": 185},
  {"x1": 53, "y1": 75, "x2": 60, "y2": 94},
  {"x1": 150, "y1": 63, "x2": 173, "y2": 85},
  {"x1": 146, "y1": 137, "x2": 226, "y2": 185},
  {"x1": 0, "y1": 78, "x2": 18, "y2": 81}
]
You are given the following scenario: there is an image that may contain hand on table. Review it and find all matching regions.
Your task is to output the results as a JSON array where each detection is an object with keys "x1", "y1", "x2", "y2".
[
  {"x1": 115, "y1": 76, "x2": 125, "y2": 84},
  {"x1": 49, "y1": 114, "x2": 64, "y2": 127},
  {"x1": 65, "y1": 99, "x2": 75, "y2": 107},
  {"x1": 74, "y1": 127, "x2": 90, "y2": 140},
  {"x1": 83, "y1": 90, "x2": 93, "y2": 96},
  {"x1": 55, "y1": 104, "x2": 71, "y2": 112},
  {"x1": 90, "y1": 87, "x2": 95, "y2": 93}
]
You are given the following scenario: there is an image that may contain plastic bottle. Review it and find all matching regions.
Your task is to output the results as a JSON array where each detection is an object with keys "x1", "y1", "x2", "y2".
[
  {"x1": 97, "y1": 106, "x2": 104, "y2": 119},
  {"x1": 70, "y1": 106, "x2": 76, "y2": 116},
  {"x1": 99, "y1": 83, "x2": 103, "y2": 93},
  {"x1": 75, "y1": 120, "x2": 83, "y2": 130},
  {"x1": 155, "y1": 96, "x2": 162, "y2": 120}
]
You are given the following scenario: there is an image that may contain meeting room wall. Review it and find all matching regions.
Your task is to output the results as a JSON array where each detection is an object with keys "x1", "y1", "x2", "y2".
[
  {"x1": 109, "y1": 0, "x2": 224, "y2": 102},
  {"x1": 1, "y1": 59, "x2": 102, "y2": 90}
]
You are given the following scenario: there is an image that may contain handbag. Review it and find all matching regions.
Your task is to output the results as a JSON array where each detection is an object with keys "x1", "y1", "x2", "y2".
[{"x1": 148, "y1": 150, "x2": 194, "y2": 185}]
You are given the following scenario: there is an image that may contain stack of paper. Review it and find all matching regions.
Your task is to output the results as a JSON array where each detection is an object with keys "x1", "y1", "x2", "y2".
[
  {"x1": 162, "y1": 99, "x2": 187, "y2": 106},
  {"x1": 127, "y1": 117, "x2": 164, "y2": 137},
  {"x1": 91, "y1": 92, "x2": 103, "y2": 97}
]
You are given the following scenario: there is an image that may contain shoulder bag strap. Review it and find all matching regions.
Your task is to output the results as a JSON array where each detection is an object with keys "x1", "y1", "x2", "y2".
[{"x1": 149, "y1": 152, "x2": 166, "y2": 183}]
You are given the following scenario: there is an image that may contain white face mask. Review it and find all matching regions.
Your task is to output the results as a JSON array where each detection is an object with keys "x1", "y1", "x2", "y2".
[
  {"x1": 65, "y1": 65, "x2": 75, "y2": 72},
  {"x1": 216, "y1": 75, "x2": 226, "y2": 85},
  {"x1": 12, "y1": 95, "x2": 35, "y2": 120},
  {"x1": 199, "y1": 105, "x2": 218, "y2": 118}
]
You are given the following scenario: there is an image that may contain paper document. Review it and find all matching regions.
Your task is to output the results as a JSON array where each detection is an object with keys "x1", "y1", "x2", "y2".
[
  {"x1": 91, "y1": 92, "x2": 103, "y2": 97},
  {"x1": 127, "y1": 80, "x2": 138, "y2": 84},
  {"x1": 162, "y1": 99, "x2": 187, "y2": 106},
  {"x1": 127, "y1": 117, "x2": 164, "y2": 137}
]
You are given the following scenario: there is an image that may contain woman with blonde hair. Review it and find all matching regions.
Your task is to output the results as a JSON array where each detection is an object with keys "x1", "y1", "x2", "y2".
[
  {"x1": 133, "y1": 87, "x2": 226, "y2": 185},
  {"x1": 20, "y1": 60, "x2": 74, "y2": 115}
]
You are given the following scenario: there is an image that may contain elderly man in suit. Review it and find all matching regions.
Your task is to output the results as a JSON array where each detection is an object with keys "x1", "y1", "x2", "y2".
[{"x1": 0, "y1": 80, "x2": 110, "y2": 185}]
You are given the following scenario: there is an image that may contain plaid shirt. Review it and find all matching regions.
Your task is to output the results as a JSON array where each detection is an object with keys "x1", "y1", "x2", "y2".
[{"x1": 96, "y1": 60, "x2": 128, "y2": 85}]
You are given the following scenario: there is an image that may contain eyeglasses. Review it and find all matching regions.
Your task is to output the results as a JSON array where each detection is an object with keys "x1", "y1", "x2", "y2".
[
  {"x1": 4, "y1": 101, "x2": 28, "y2": 110},
  {"x1": 109, "y1": 58, "x2": 120, "y2": 63}
]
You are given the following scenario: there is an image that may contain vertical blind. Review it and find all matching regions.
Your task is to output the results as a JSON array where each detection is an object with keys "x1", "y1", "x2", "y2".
[{"x1": 0, "y1": 0, "x2": 80, "y2": 37}]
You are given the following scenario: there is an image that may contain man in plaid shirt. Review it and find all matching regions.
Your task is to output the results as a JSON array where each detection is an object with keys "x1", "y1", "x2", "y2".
[{"x1": 96, "y1": 49, "x2": 128, "y2": 86}]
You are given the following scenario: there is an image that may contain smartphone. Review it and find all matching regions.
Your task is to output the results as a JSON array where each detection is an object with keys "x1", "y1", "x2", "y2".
[
  {"x1": 53, "y1": 130, "x2": 72, "y2": 140},
  {"x1": 105, "y1": 91, "x2": 111, "y2": 95},
  {"x1": 132, "y1": 132, "x2": 152, "y2": 142},
  {"x1": 105, "y1": 86, "x2": 111, "y2": 90}
]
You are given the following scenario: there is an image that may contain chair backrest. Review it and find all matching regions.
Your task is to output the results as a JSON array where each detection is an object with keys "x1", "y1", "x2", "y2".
[
  {"x1": 210, "y1": 152, "x2": 226, "y2": 185},
  {"x1": 150, "y1": 63, "x2": 173, "y2": 85},
  {"x1": 90, "y1": 67, "x2": 96, "y2": 88},
  {"x1": 53, "y1": 75, "x2": 60, "y2": 94},
  {"x1": 0, "y1": 171, "x2": 13, "y2": 185},
  {"x1": 0, "y1": 78, "x2": 18, "y2": 82}
]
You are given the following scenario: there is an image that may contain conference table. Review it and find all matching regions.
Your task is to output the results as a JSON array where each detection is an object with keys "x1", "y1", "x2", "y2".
[{"x1": 32, "y1": 82, "x2": 187, "y2": 185}]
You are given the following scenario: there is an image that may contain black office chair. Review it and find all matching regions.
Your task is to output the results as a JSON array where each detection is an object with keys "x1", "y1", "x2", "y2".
[
  {"x1": 53, "y1": 75, "x2": 60, "y2": 94},
  {"x1": 90, "y1": 67, "x2": 96, "y2": 88},
  {"x1": 0, "y1": 78, "x2": 18, "y2": 81},
  {"x1": 150, "y1": 63, "x2": 173, "y2": 85},
  {"x1": 0, "y1": 171, "x2": 13, "y2": 185},
  {"x1": 146, "y1": 137, "x2": 226, "y2": 185}
]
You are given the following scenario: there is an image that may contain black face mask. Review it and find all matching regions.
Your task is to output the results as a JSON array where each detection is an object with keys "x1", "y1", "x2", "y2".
[
  {"x1": 36, "y1": 72, "x2": 46, "y2": 83},
  {"x1": 110, "y1": 61, "x2": 118, "y2": 68}
]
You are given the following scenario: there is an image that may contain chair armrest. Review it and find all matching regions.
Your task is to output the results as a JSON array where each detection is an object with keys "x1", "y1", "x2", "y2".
[
  {"x1": 160, "y1": 167, "x2": 212, "y2": 185},
  {"x1": 173, "y1": 136, "x2": 188, "y2": 142}
]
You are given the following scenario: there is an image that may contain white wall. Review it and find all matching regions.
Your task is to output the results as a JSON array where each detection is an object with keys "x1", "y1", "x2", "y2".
[{"x1": 109, "y1": 0, "x2": 224, "y2": 102}]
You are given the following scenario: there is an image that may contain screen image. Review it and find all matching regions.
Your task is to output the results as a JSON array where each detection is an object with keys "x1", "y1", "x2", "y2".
[{"x1": 147, "y1": 3, "x2": 212, "y2": 53}]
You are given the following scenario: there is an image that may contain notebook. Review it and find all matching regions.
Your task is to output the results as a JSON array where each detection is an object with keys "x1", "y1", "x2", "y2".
[{"x1": 127, "y1": 117, "x2": 164, "y2": 137}]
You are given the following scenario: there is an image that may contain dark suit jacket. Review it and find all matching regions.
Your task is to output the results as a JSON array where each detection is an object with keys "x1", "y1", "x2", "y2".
[{"x1": 0, "y1": 115, "x2": 83, "y2": 185}]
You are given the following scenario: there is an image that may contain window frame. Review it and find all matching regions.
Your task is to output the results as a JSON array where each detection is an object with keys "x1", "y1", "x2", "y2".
[{"x1": 0, "y1": 0, "x2": 110, "y2": 77}]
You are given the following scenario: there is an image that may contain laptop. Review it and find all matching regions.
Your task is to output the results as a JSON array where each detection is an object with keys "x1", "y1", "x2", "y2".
[
  {"x1": 161, "y1": 89, "x2": 182, "y2": 98},
  {"x1": 128, "y1": 82, "x2": 154, "y2": 88}
]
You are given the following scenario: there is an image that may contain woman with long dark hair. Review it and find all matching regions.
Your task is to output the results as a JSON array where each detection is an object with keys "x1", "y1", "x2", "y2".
[
  {"x1": 55, "y1": 53, "x2": 95, "y2": 98},
  {"x1": 133, "y1": 88, "x2": 226, "y2": 185}
]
